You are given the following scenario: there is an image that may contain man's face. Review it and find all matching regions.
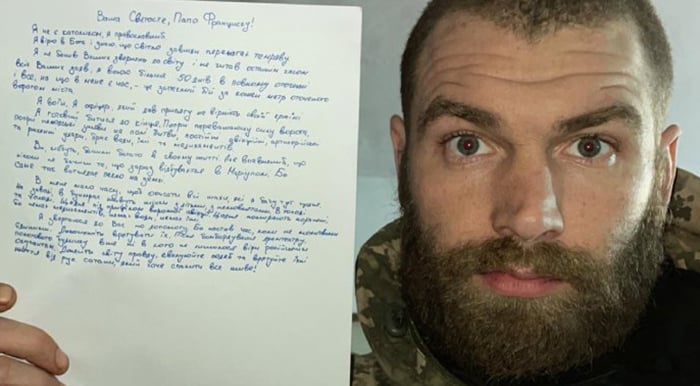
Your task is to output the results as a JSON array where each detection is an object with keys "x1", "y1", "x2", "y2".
[{"x1": 393, "y1": 16, "x2": 680, "y2": 380}]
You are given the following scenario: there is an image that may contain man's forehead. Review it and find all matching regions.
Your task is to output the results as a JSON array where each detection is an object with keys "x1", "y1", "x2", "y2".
[
  {"x1": 417, "y1": 14, "x2": 647, "y2": 83},
  {"x1": 411, "y1": 13, "x2": 652, "y2": 126}
]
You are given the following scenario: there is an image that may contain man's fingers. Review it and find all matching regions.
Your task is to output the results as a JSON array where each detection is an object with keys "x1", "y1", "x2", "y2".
[
  {"x1": 0, "y1": 285, "x2": 17, "y2": 312},
  {"x1": 0, "y1": 317, "x2": 69, "y2": 375},
  {"x1": 0, "y1": 284, "x2": 69, "y2": 384},
  {"x1": 0, "y1": 355, "x2": 64, "y2": 386}
]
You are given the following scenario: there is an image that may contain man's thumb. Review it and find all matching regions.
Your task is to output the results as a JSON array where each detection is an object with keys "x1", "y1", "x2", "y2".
[{"x1": 0, "y1": 284, "x2": 17, "y2": 312}]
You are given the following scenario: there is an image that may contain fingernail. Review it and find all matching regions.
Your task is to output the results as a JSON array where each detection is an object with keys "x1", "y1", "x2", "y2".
[
  {"x1": 0, "y1": 285, "x2": 13, "y2": 305},
  {"x1": 55, "y1": 348, "x2": 70, "y2": 370}
]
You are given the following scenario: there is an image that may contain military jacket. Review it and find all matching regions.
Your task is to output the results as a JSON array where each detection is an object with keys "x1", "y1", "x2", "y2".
[{"x1": 352, "y1": 168, "x2": 700, "y2": 386}]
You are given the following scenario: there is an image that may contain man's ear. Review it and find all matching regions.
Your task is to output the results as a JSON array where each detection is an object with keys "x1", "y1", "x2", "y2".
[
  {"x1": 390, "y1": 115, "x2": 407, "y2": 175},
  {"x1": 659, "y1": 124, "x2": 681, "y2": 205}
]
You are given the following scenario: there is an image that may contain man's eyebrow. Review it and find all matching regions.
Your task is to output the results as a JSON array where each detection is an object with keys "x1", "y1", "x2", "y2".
[
  {"x1": 417, "y1": 97, "x2": 501, "y2": 136},
  {"x1": 557, "y1": 104, "x2": 642, "y2": 135}
]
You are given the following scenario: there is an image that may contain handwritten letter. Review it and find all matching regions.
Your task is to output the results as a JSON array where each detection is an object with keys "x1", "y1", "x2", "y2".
[{"x1": 0, "y1": 1, "x2": 361, "y2": 385}]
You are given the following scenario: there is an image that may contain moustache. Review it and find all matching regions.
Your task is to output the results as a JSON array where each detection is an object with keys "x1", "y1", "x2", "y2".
[{"x1": 434, "y1": 237, "x2": 609, "y2": 291}]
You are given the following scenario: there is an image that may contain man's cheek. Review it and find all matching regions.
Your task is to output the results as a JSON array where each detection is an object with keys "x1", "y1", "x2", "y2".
[
  {"x1": 558, "y1": 186, "x2": 635, "y2": 257},
  {"x1": 413, "y1": 180, "x2": 494, "y2": 249}
]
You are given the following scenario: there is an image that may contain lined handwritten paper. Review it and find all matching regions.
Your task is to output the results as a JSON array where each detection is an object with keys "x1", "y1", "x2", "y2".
[{"x1": 0, "y1": 1, "x2": 361, "y2": 385}]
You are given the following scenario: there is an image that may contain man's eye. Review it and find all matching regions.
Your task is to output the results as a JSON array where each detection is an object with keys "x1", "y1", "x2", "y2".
[
  {"x1": 447, "y1": 134, "x2": 492, "y2": 157},
  {"x1": 565, "y1": 136, "x2": 612, "y2": 159}
]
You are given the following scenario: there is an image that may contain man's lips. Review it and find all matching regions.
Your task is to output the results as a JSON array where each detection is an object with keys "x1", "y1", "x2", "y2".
[{"x1": 476, "y1": 269, "x2": 567, "y2": 298}]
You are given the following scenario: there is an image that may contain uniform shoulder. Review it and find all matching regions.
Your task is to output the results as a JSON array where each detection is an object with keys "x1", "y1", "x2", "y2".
[
  {"x1": 351, "y1": 353, "x2": 392, "y2": 386},
  {"x1": 665, "y1": 168, "x2": 700, "y2": 273}
]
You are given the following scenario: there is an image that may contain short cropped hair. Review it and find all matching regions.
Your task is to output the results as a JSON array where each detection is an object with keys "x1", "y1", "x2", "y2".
[{"x1": 400, "y1": 0, "x2": 673, "y2": 132}]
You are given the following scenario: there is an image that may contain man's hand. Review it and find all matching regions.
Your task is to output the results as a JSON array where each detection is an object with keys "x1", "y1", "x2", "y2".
[{"x1": 0, "y1": 283, "x2": 69, "y2": 385}]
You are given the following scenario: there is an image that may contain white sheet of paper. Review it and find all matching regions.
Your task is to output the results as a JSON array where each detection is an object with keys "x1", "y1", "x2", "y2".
[{"x1": 0, "y1": 1, "x2": 361, "y2": 385}]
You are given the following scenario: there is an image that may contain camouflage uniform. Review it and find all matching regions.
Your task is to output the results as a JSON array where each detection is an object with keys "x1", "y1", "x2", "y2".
[{"x1": 353, "y1": 168, "x2": 700, "y2": 386}]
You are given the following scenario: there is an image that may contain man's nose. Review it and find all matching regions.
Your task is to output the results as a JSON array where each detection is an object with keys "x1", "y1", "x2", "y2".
[{"x1": 491, "y1": 159, "x2": 564, "y2": 243}]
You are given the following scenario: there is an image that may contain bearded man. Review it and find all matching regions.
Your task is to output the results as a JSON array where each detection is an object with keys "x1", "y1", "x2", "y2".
[
  {"x1": 353, "y1": 0, "x2": 700, "y2": 385},
  {"x1": 1, "y1": 1, "x2": 700, "y2": 385}
]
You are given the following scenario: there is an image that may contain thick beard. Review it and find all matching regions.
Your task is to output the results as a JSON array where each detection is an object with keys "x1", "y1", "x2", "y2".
[{"x1": 397, "y1": 155, "x2": 667, "y2": 381}]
